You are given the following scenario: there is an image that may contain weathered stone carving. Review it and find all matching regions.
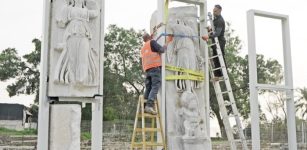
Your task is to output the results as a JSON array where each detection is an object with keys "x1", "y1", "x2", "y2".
[
  {"x1": 167, "y1": 19, "x2": 203, "y2": 92},
  {"x1": 48, "y1": 0, "x2": 102, "y2": 97},
  {"x1": 166, "y1": 7, "x2": 206, "y2": 140},
  {"x1": 150, "y1": 6, "x2": 208, "y2": 150},
  {"x1": 54, "y1": 0, "x2": 99, "y2": 87},
  {"x1": 179, "y1": 91, "x2": 203, "y2": 138}
]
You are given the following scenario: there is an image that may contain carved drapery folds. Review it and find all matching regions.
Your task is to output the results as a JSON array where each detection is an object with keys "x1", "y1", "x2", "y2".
[
  {"x1": 166, "y1": 6, "x2": 205, "y2": 139},
  {"x1": 151, "y1": 6, "x2": 208, "y2": 149},
  {"x1": 178, "y1": 91, "x2": 204, "y2": 138},
  {"x1": 48, "y1": 0, "x2": 102, "y2": 97},
  {"x1": 54, "y1": 0, "x2": 99, "y2": 87}
]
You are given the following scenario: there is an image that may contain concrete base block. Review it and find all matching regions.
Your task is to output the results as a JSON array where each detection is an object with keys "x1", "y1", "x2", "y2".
[
  {"x1": 182, "y1": 136, "x2": 206, "y2": 150},
  {"x1": 50, "y1": 104, "x2": 81, "y2": 150}
]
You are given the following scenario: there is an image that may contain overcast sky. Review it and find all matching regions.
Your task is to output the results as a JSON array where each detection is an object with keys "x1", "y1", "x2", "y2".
[{"x1": 0, "y1": 0, "x2": 306, "y2": 119}]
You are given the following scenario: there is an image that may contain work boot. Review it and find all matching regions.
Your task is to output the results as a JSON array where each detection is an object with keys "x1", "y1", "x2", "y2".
[{"x1": 144, "y1": 106, "x2": 157, "y2": 115}]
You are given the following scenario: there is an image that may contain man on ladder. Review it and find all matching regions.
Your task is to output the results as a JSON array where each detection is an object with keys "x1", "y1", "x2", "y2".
[
  {"x1": 202, "y1": 4, "x2": 226, "y2": 81},
  {"x1": 130, "y1": 33, "x2": 169, "y2": 150},
  {"x1": 202, "y1": 5, "x2": 249, "y2": 149},
  {"x1": 141, "y1": 33, "x2": 169, "y2": 115}
]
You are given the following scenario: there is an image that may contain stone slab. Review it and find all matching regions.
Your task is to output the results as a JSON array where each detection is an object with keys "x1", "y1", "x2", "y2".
[{"x1": 50, "y1": 104, "x2": 81, "y2": 150}]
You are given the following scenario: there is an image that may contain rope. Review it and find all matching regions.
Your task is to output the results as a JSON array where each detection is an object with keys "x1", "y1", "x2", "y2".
[{"x1": 156, "y1": 33, "x2": 200, "y2": 41}]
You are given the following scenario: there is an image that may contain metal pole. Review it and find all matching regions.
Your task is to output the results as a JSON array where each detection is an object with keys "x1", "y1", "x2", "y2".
[
  {"x1": 271, "y1": 122, "x2": 274, "y2": 143},
  {"x1": 37, "y1": 0, "x2": 51, "y2": 149},
  {"x1": 302, "y1": 121, "x2": 305, "y2": 143},
  {"x1": 92, "y1": 0, "x2": 105, "y2": 149},
  {"x1": 199, "y1": 1, "x2": 212, "y2": 149},
  {"x1": 247, "y1": 10, "x2": 261, "y2": 150},
  {"x1": 157, "y1": 0, "x2": 166, "y2": 149},
  {"x1": 282, "y1": 16, "x2": 297, "y2": 150}
]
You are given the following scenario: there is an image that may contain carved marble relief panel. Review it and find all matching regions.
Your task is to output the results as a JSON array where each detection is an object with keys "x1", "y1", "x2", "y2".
[
  {"x1": 150, "y1": 6, "x2": 208, "y2": 150},
  {"x1": 48, "y1": 0, "x2": 102, "y2": 97}
]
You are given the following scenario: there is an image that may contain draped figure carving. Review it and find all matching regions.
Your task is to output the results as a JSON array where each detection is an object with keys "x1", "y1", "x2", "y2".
[
  {"x1": 54, "y1": 0, "x2": 99, "y2": 87},
  {"x1": 151, "y1": 6, "x2": 208, "y2": 150}
]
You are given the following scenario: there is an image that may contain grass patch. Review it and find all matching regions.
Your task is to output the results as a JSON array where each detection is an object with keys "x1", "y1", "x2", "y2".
[
  {"x1": 81, "y1": 132, "x2": 91, "y2": 140},
  {"x1": 0, "y1": 127, "x2": 37, "y2": 135}
]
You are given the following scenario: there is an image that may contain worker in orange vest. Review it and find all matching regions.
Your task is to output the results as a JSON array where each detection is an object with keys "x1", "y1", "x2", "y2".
[{"x1": 141, "y1": 33, "x2": 169, "y2": 115}]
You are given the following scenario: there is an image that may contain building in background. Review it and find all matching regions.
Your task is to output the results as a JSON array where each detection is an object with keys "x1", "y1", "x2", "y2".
[{"x1": 0, "y1": 103, "x2": 36, "y2": 130}]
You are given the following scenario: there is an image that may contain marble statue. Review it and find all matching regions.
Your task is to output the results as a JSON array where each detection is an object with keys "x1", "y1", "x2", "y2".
[
  {"x1": 167, "y1": 19, "x2": 203, "y2": 92},
  {"x1": 150, "y1": 6, "x2": 209, "y2": 150},
  {"x1": 54, "y1": 0, "x2": 99, "y2": 87},
  {"x1": 40, "y1": 0, "x2": 104, "y2": 149}
]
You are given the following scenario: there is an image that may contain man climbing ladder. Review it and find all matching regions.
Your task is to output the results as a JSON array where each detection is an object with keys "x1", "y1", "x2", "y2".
[
  {"x1": 130, "y1": 96, "x2": 167, "y2": 150},
  {"x1": 141, "y1": 33, "x2": 169, "y2": 115},
  {"x1": 203, "y1": 4, "x2": 249, "y2": 150},
  {"x1": 202, "y1": 4, "x2": 226, "y2": 81}
]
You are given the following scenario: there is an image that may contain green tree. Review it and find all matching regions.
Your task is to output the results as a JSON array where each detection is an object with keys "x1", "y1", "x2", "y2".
[
  {"x1": 0, "y1": 39, "x2": 41, "y2": 102},
  {"x1": 103, "y1": 25, "x2": 144, "y2": 120},
  {"x1": 210, "y1": 23, "x2": 283, "y2": 138},
  {"x1": 295, "y1": 87, "x2": 307, "y2": 118},
  {"x1": 0, "y1": 25, "x2": 144, "y2": 121}
]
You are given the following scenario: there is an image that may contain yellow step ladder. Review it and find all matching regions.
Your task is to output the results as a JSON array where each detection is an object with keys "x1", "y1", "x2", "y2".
[{"x1": 130, "y1": 96, "x2": 167, "y2": 150}]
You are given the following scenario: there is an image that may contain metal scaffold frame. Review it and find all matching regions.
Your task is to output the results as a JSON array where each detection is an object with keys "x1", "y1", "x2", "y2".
[{"x1": 247, "y1": 9, "x2": 297, "y2": 150}]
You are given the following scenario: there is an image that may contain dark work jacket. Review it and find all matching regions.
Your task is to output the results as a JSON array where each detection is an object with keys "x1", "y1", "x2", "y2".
[
  {"x1": 210, "y1": 15, "x2": 226, "y2": 44},
  {"x1": 150, "y1": 40, "x2": 165, "y2": 53}
]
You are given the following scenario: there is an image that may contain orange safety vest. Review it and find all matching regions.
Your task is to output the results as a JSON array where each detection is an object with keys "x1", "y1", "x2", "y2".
[{"x1": 141, "y1": 40, "x2": 162, "y2": 71}]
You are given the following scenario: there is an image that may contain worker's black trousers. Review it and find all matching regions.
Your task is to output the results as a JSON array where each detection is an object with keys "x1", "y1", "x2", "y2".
[
  {"x1": 211, "y1": 39, "x2": 226, "y2": 77},
  {"x1": 144, "y1": 67, "x2": 161, "y2": 108}
]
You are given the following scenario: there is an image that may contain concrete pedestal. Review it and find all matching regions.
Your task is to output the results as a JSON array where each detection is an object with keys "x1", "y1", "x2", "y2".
[
  {"x1": 50, "y1": 104, "x2": 81, "y2": 150},
  {"x1": 182, "y1": 136, "x2": 206, "y2": 150}
]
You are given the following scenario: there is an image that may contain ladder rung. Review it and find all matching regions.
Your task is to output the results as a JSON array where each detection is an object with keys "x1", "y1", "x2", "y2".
[
  {"x1": 217, "y1": 78, "x2": 226, "y2": 82},
  {"x1": 132, "y1": 142, "x2": 164, "y2": 147},
  {"x1": 209, "y1": 55, "x2": 219, "y2": 59},
  {"x1": 137, "y1": 114, "x2": 159, "y2": 118},
  {"x1": 224, "y1": 101, "x2": 231, "y2": 106},
  {"x1": 209, "y1": 43, "x2": 217, "y2": 47},
  {"x1": 211, "y1": 67, "x2": 223, "y2": 71},
  {"x1": 219, "y1": 91, "x2": 230, "y2": 95},
  {"x1": 135, "y1": 128, "x2": 161, "y2": 132},
  {"x1": 210, "y1": 77, "x2": 225, "y2": 82}
]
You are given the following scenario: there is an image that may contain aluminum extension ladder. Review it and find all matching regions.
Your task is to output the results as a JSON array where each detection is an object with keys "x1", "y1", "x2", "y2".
[
  {"x1": 207, "y1": 12, "x2": 249, "y2": 150},
  {"x1": 130, "y1": 96, "x2": 167, "y2": 150}
]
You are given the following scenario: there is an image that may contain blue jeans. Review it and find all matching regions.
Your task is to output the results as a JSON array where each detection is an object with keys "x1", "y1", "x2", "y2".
[{"x1": 144, "y1": 67, "x2": 161, "y2": 107}]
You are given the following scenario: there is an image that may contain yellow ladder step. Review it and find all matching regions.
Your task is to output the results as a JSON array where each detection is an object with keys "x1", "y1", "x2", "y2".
[
  {"x1": 131, "y1": 95, "x2": 167, "y2": 150},
  {"x1": 137, "y1": 113, "x2": 159, "y2": 118},
  {"x1": 132, "y1": 142, "x2": 165, "y2": 147},
  {"x1": 135, "y1": 128, "x2": 161, "y2": 132}
]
